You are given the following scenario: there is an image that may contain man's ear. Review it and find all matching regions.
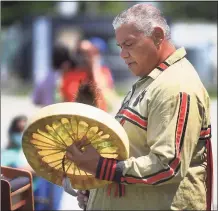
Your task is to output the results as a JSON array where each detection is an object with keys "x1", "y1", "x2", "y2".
[{"x1": 151, "y1": 27, "x2": 164, "y2": 48}]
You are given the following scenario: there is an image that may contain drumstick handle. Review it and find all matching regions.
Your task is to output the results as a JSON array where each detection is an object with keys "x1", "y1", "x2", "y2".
[{"x1": 84, "y1": 190, "x2": 90, "y2": 211}]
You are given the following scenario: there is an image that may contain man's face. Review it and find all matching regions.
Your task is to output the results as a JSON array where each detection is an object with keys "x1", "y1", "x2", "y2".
[{"x1": 115, "y1": 23, "x2": 160, "y2": 77}]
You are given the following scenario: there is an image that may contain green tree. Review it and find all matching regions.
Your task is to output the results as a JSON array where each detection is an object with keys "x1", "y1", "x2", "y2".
[
  {"x1": 1, "y1": 1, "x2": 55, "y2": 26},
  {"x1": 161, "y1": 2, "x2": 217, "y2": 21},
  {"x1": 1, "y1": 1, "x2": 217, "y2": 27}
]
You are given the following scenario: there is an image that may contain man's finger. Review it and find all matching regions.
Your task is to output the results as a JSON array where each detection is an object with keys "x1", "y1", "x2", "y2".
[
  {"x1": 67, "y1": 143, "x2": 77, "y2": 150},
  {"x1": 74, "y1": 141, "x2": 82, "y2": 148},
  {"x1": 80, "y1": 136, "x2": 88, "y2": 146},
  {"x1": 66, "y1": 151, "x2": 74, "y2": 161},
  {"x1": 67, "y1": 143, "x2": 83, "y2": 155},
  {"x1": 85, "y1": 144, "x2": 98, "y2": 153}
]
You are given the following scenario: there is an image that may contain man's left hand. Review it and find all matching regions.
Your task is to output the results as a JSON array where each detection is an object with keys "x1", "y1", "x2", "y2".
[{"x1": 66, "y1": 137, "x2": 100, "y2": 176}]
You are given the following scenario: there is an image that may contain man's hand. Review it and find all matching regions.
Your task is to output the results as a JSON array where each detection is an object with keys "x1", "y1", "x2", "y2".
[{"x1": 66, "y1": 137, "x2": 100, "y2": 176}]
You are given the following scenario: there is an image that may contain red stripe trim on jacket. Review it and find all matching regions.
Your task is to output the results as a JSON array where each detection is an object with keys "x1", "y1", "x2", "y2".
[
  {"x1": 175, "y1": 93, "x2": 188, "y2": 154},
  {"x1": 206, "y1": 138, "x2": 213, "y2": 211},
  {"x1": 96, "y1": 93, "x2": 190, "y2": 186},
  {"x1": 127, "y1": 107, "x2": 147, "y2": 120},
  {"x1": 159, "y1": 62, "x2": 169, "y2": 70},
  {"x1": 99, "y1": 159, "x2": 107, "y2": 180},
  {"x1": 96, "y1": 158, "x2": 116, "y2": 181},
  {"x1": 156, "y1": 61, "x2": 170, "y2": 71},
  {"x1": 109, "y1": 160, "x2": 117, "y2": 181},
  {"x1": 199, "y1": 126, "x2": 211, "y2": 140},
  {"x1": 200, "y1": 128, "x2": 211, "y2": 137},
  {"x1": 121, "y1": 92, "x2": 189, "y2": 185},
  {"x1": 105, "y1": 159, "x2": 113, "y2": 180},
  {"x1": 119, "y1": 109, "x2": 147, "y2": 129},
  {"x1": 200, "y1": 125, "x2": 213, "y2": 210},
  {"x1": 120, "y1": 118, "x2": 126, "y2": 126}
]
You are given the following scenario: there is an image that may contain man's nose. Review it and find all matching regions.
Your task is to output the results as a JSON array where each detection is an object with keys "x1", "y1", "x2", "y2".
[{"x1": 120, "y1": 48, "x2": 130, "y2": 59}]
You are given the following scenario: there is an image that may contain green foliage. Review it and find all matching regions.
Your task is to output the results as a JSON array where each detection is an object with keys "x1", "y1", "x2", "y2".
[
  {"x1": 207, "y1": 88, "x2": 218, "y2": 99},
  {"x1": 161, "y1": 2, "x2": 217, "y2": 21},
  {"x1": 98, "y1": 2, "x2": 128, "y2": 16},
  {"x1": 1, "y1": 1, "x2": 217, "y2": 27},
  {"x1": 1, "y1": 1, "x2": 55, "y2": 26}
]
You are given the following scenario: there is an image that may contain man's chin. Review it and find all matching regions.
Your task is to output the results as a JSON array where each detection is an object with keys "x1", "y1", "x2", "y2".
[{"x1": 129, "y1": 68, "x2": 141, "y2": 77}]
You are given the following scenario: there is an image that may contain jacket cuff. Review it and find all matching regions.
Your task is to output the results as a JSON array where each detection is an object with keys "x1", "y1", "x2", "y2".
[{"x1": 95, "y1": 157, "x2": 124, "y2": 183}]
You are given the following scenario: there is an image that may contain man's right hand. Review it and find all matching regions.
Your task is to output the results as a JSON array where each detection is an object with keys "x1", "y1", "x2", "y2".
[{"x1": 77, "y1": 190, "x2": 89, "y2": 210}]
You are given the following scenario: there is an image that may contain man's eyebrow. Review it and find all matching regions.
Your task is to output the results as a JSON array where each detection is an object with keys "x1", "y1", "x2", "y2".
[{"x1": 116, "y1": 39, "x2": 132, "y2": 46}]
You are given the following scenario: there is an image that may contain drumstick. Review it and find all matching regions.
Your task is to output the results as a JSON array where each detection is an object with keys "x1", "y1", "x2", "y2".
[
  {"x1": 62, "y1": 155, "x2": 88, "y2": 211},
  {"x1": 83, "y1": 190, "x2": 90, "y2": 211},
  {"x1": 62, "y1": 155, "x2": 78, "y2": 196}
]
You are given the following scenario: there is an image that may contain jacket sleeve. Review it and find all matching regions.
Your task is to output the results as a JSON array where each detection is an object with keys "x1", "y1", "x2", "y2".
[{"x1": 95, "y1": 92, "x2": 203, "y2": 185}]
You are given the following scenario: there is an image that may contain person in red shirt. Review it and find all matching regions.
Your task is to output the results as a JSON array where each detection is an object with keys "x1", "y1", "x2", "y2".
[
  {"x1": 75, "y1": 38, "x2": 119, "y2": 111},
  {"x1": 52, "y1": 40, "x2": 118, "y2": 112}
]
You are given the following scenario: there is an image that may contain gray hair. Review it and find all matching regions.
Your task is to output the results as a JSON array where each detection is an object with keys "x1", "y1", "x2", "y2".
[{"x1": 112, "y1": 3, "x2": 171, "y2": 40}]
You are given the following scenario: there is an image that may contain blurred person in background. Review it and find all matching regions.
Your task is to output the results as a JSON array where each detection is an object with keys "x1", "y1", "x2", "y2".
[
  {"x1": 32, "y1": 58, "x2": 63, "y2": 107},
  {"x1": 53, "y1": 40, "x2": 117, "y2": 112},
  {"x1": 80, "y1": 37, "x2": 120, "y2": 111},
  {"x1": 51, "y1": 44, "x2": 78, "y2": 103},
  {"x1": 32, "y1": 44, "x2": 78, "y2": 107},
  {"x1": 64, "y1": 3, "x2": 213, "y2": 210},
  {"x1": 32, "y1": 36, "x2": 119, "y2": 112},
  {"x1": 32, "y1": 71, "x2": 61, "y2": 107},
  {"x1": 1, "y1": 115, "x2": 63, "y2": 210},
  {"x1": 1, "y1": 115, "x2": 29, "y2": 169}
]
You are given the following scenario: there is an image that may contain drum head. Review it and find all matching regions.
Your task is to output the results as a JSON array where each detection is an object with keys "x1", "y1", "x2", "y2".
[{"x1": 22, "y1": 102, "x2": 129, "y2": 190}]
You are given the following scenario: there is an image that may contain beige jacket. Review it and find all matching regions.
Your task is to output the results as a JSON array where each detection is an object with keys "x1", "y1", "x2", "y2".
[{"x1": 87, "y1": 48, "x2": 213, "y2": 210}]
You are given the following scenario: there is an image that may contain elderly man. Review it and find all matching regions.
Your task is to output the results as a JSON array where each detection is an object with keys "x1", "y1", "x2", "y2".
[{"x1": 64, "y1": 3, "x2": 213, "y2": 210}]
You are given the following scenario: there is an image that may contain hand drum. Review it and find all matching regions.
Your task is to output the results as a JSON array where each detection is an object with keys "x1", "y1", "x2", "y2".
[{"x1": 22, "y1": 102, "x2": 129, "y2": 190}]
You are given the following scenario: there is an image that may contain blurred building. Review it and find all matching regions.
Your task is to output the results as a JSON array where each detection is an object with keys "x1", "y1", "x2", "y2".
[
  {"x1": 171, "y1": 21, "x2": 217, "y2": 88},
  {"x1": 1, "y1": 3, "x2": 217, "y2": 92},
  {"x1": 0, "y1": 14, "x2": 134, "y2": 88}
]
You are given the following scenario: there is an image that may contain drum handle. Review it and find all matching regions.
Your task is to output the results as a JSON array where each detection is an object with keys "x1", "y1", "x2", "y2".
[
  {"x1": 62, "y1": 154, "x2": 89, "y2": 210},
  {"x1": 61, "y1": 155, "x2": 77, "y2": 197}
]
